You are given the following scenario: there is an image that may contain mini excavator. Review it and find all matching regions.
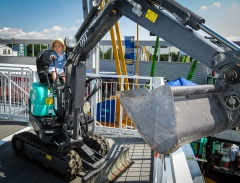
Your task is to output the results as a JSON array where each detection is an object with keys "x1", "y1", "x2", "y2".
[{"x1": 11, "y1": 0, "x2": 240, "y2": 182}]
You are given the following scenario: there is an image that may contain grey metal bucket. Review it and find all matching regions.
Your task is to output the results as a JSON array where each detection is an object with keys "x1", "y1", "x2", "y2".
[{"x1": 117, "y1": 84, "x2": 239, "y2": 154}]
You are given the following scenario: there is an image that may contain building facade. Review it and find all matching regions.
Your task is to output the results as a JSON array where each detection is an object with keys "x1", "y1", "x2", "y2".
[{"x1": 0, "y1": 45, "x2": 18, "y2": 56}]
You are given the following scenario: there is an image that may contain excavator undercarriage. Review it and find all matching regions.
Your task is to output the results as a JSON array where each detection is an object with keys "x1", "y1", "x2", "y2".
[{"x1": 12, "y1": 131, "x2": 131, "y2": 182}]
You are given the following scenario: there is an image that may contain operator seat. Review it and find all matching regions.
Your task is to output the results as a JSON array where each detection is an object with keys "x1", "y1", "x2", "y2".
[
  {"x1": 36, "y1": 49, "x2": 53, "y2": 85},
  {"x1": 36, "y1": 49, "x2": 65, "y2": 86}
]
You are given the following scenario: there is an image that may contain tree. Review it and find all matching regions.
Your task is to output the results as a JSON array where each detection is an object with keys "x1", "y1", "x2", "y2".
[
  {"x1": 26, "y1": 44, "x2": 48, "y2": 57},
  {"x1": 160, "y1": 53, "x2": 168, "y2": 61},
  {"x1": 156, "y1": 52, "x2": 179, "y2": 62},
  {"x1": 104, "y1": 47, "x2": 112, "y2": 59},
  {"x1": 171, "y1": 52, "x2": 179, "y2": 62},
  {"x1": 99, "y1": 47, "x2": 104, "y2": 59},
  {"x1": 6, "y1": 44, "x2": 12, "y2": 48}
]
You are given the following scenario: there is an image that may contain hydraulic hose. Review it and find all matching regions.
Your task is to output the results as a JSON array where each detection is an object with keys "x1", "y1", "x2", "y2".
[{"x1": 152, "y1": 0, "x2": 205, "y2": 30}]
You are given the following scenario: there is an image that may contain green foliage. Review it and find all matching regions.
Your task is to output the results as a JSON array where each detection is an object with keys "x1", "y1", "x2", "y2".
[
  {"x1": 104, "y1": 47, "x2": 112, "y2": 59},
  {"x1": 160, "y1": 54, "x2": 168, "y2": 61},
  {"x1": 148, "y1": 52, "x2": 179, "y2": 62},
  {"x1": 171, "y1": 52, "x2": 179, "y2": 62},
  {"x1": 155, "y1": 52, "x2": 179, "y2": 62},
  {"x1": 6, "y1": 44, "x2": 13, "y2": 48},
  {"x1": 26, "y1": 44, "x2": 48, "y2": 57},
  {"x1": 99, "y1": 47, "x2": 104, "y2": 59}
]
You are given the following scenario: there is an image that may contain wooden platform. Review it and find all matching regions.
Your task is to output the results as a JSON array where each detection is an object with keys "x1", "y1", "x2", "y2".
[
  {"x1": 0, "y1": 119, "x2": 154, "y2": 183},
  {"x1": 0, "y1": 120, "x2": 29, "y2": 140}
]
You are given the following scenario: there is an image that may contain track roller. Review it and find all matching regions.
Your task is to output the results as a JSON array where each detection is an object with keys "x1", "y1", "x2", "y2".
[
  {"x1": 65, "y1": 150, "x2": 83, "y2": 180},
  {"x1": 12, "y1": 135, "x2": 25, "y2": 155},
  {"x1": 83, "y1": 134, "x2": 110, "y2": 156}
]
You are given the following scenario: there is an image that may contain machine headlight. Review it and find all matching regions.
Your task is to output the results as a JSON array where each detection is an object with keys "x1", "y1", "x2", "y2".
[{"x1": 64, "y1": 36, "x2": 77, "y2": 48}]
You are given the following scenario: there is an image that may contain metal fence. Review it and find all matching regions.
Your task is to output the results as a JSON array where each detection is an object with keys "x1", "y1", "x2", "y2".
[
  {"x1": 0, "y1": 68, "x2": 164, "y2": 135},
  {"x1": 86, "y1": 73, "x2": 165, "y2": 135},
  {"x1": 0, "y1": 66, "x2": 35, "y2": 121}
]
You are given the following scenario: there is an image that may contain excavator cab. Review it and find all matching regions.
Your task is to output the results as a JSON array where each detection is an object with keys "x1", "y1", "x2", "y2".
[
  {"x1": 27, "y1": 49, "x2": 70, "y2": 143},
  {"x1": 29, "y1": 48, "x2": 96, "y2": 144},
  {"x1": 36, "y1": 49, "x2": 65, "y2": 86}
]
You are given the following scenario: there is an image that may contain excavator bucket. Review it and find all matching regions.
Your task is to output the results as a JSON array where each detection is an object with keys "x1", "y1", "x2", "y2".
[
  {"x1": 83, "y1": 146, "x2": 131, "y2": 182},
  {"x1": 117, "y1": 84, "x2": 240, "y2": 154}
]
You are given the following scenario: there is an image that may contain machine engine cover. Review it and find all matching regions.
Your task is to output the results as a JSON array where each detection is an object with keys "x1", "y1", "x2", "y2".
[{"x1": 30, "y1": 82, "x2": 56, "y2": 116}]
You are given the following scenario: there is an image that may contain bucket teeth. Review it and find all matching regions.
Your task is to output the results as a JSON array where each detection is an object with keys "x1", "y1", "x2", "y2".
[{"x1": 83, "y1": 147, "x2": 131, "y2": 182}]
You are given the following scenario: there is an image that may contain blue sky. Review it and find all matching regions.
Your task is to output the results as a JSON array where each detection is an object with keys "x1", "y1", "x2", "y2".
[{"x1": 0, "y1": 0, "x2": 240, "y2": 41}]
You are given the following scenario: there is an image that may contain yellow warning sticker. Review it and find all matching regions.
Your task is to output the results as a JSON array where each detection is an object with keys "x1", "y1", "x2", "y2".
[
  {"x1": 48, "y1": 89, "x2": 53, "y2": 97},
  {"x1": 145, "y1": 9, "x2": 158, "y2": 23},
  {"x1": 46, "y1": 154, "x2": 52, "y2": 160},
  {"x1": 45, "y1": 97, "x2": 53, "y2": 105}
]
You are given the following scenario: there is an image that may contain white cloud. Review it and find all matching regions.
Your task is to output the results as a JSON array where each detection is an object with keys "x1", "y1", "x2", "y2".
[
  {"x1": 200, "y1": 6, "x2": 208, "y2": 10},
  {"x1": 232, "y1": 4, "x2": 237, "y2": 8},
  {"x1": 226, "y1": 36, "x2": 240, "y2": 42},
  {"x1": 76, "y1": 19, "x2": 83, "y2": 23},
  {"x1": 27, "y1": 31, "x2": 46, "y2": 38},
  {"x1": 0, "y1": 27, "x2": 26, "y2": 39},
  {"x1": 69, "y1": 26, "x2": 78, "y2": 31},
  {"x1": 43, "y1": 26, "x2": 63, "y2": 34},
  {"x1": 0, "y1": 26, "x2": 77, "y2": 39},
  {"x1": 228, "y1": 3, "x2": 238, "y2": 12},
  {"x1": 2, "y1": 27, "x2": 11, "y2": 31},
  {"x1": 212, "y1": 2, "x2": 221, "y2": 8},
  {"x1": 52, "y1": 26, "x2": 63, "y2": 32},
  {"x1": 200, "y1": 2, "x2": 222, "y2": 11}
]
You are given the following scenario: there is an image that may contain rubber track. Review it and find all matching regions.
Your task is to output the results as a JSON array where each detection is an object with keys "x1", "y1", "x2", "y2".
[
  {"x1": 84, "y1": 134, "x2": 110, "y2": 156},
  {"x1": 12, "y1": 131, "x2": 81, "y2": 180}
]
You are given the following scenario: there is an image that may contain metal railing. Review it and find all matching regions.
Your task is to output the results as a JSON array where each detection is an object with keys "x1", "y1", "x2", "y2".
[
  {"x1": 0, "y1": 66, "x2": 36, "y2": 121},
  {"x1": 0, "y1": 67, "x2": 164, "y2": 130},
  {"x1": 86, "y1": 73, "x2": 165, "y2": 135}
]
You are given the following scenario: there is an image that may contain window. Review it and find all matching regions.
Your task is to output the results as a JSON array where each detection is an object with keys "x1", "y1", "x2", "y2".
[
  {"x1": 8, "y1": 49, "x2": 11, "y2": 55},
  {"x1": 3, "y1": 49, "x2": 6, "y2": 55}
]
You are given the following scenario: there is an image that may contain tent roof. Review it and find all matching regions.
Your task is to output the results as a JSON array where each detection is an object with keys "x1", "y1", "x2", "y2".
[{"x1": 167, "y1": 77, "x2": 197, "y2": 86}]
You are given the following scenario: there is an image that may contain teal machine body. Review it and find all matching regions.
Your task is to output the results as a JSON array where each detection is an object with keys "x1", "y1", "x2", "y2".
[{"x1": 29, "y1": 82, "x2": 56, "y2": 117}]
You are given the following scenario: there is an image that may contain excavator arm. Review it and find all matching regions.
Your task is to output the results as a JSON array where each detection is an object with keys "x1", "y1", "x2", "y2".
[{"x1": 66, "y1": 0, "x2": 240, "y2": 154}]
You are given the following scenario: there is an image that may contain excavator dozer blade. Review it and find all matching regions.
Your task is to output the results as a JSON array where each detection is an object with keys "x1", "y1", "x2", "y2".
[
  {"x1": 117, "y1": 84, "x2": 238, "y2": 154},
  {"x1": 83, "y1": 146, "x2": 131, "y2": 183}
]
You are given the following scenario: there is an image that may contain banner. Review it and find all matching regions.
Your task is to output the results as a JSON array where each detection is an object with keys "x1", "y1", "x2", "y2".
[
  {"x1": 19, "y1": 44, "x2": 26, "y2": 56},
  {"x1": 124, "y1": 36, "x2": 134, "y2": 65}
]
